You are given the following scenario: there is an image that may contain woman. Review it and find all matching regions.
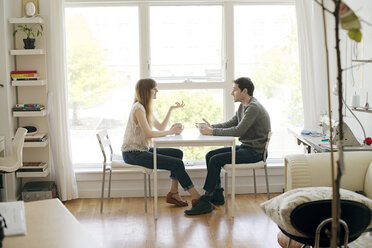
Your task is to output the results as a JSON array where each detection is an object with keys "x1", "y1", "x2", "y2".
[{"x1": 122, "y1": 78, "x2": 200, "y2": 206}]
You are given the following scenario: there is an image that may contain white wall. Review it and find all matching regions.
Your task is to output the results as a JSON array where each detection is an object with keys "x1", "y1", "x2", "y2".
[{"x1": 0, "y1": 0, "x2": 17, "y2": 153}]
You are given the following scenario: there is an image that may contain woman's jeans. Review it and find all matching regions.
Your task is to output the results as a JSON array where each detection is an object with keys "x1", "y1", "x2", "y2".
[
  {"x1": 203, "y1": 145, "x2": 264, "y2": 193},
  {"x1": 123, "y1": 148, "x2": 194, "y2": 191}
]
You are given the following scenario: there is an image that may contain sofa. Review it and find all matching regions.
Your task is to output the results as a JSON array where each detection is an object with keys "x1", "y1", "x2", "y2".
[
  {"x1": 279, "y1": 151, "x2": 372, "y2": 247},
  {"x1": 284, "y1": 151, "x2": 372, "y2": 198}
]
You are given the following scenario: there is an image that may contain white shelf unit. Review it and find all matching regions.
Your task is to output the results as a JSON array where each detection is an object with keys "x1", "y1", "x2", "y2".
[
  {"x1": 16, "y1": 167, "x2": 50, "y2": 178},
  {"x1": 9, "y1": 17, "x2": 44, "y2": 24},
  {"x1": 12, "y1": 80, "x2": 46, "y2": 86},
  {"x1": 10, "y1": 16, "x2": 50, "y2": 180},
  {"x1": 13, "y1": 109, "x2": 47, "y2": 117},
  {"x1": 10, "y1": 49, "x2": 46, "y2": 55},
  {"x1": 24, "y1": 139, "x2": 49, "y2": 148},
  {"x1": 352, "y1": 107, "x2": 372, "y2": 114}
]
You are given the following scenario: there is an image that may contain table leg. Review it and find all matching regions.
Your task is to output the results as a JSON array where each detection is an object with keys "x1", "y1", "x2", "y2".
[
  {"x1": 153, "y1": 145, "x2": 158, "y2": 220},
  {"x1": 231, "y1": 141, "x2": 236, "y2": 217}
]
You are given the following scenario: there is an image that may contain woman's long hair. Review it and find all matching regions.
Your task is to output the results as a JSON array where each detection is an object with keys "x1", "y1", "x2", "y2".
[{"x1": 134, "y1": 78, "x2": 156, "y2": 127}]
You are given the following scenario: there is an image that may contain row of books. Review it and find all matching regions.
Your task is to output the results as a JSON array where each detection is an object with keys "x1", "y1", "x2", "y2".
[
  {"x1": 13, "y1": 104, "x2": 45, "y2": 112},
  {"x1": 17, "y1": 162, "x2": 47, "y2": 172},
  {"x1": 24, "y1": 133, "x2": 47, "y2": 142},
  {"x1": 11, "y1": 70, "x2": 40, "y2": 81}
]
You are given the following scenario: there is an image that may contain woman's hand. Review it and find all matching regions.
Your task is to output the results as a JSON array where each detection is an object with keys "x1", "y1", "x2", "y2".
[
  {"x1": 170, "y1": 101, "x2": 185, "y2": 110},
  {"x1": 169, "y1": 123, "x2": 183, "y2": 135}
]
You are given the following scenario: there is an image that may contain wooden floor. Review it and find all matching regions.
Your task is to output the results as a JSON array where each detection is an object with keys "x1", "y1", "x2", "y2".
[{"x1": 64, "y1": 194, "x2": 282, "y2": 248}]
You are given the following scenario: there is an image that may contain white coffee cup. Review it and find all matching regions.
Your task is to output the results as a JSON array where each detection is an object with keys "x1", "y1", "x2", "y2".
[
  {"x1": 196, "y1": 122, "x2": 207, "y2": 132},
  {"x1": 173, "y1": 123, "x2": 184, "y2": 134}
]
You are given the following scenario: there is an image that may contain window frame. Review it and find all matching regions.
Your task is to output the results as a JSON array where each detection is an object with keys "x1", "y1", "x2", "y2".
[{"x1": 64, "y1": 0, "x2": 297, "y2": 167}]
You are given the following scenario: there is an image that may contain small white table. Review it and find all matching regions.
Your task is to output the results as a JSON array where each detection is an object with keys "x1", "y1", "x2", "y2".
[
  {"x1": 152, "y1": 129, "x2": 235, "y2": 219},
  {"x1": 3, "y1": 199, "x2": 100, "y2": 248}
]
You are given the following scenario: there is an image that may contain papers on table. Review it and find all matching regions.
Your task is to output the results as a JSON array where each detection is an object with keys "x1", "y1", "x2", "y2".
[{"x1": 0, "y1": 201, "x2": 27, "y2": 236}]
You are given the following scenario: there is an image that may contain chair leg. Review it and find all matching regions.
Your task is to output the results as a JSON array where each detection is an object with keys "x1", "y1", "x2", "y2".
[
  {"x1": 100, "y1": 167, "x2": 106, "y2": 213},
  {"x1": 253, "y1": 169, "x2": 257, "y2": 198},
  {"x1": 264, "y1": 165, "x2": 270, "y2": 199},
  {"x1": 108, "y1": 169, "x2": 112, "y2": 199},
  {"x1": 148, "y1": 174, "x2": 151, "y2": 202},
  {"x1": 144, "y1": 173, "x2": 148, "y2": 213},
  {"x1": 225, "y1": 171, "x2": 228, "y2": 213},
  {"x1": 286, "y1": 238, "x2": 292, "y2": 248}
]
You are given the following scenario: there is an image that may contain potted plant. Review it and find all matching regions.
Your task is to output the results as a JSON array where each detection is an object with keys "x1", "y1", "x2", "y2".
[{"x1": 12, "y1": 23, "x2": 43, "y2": 49}]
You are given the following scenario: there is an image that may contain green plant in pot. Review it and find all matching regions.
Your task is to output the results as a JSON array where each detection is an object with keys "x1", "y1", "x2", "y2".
[{"x1": 12, "y1": 24, "x2": 43, "y2": 49}]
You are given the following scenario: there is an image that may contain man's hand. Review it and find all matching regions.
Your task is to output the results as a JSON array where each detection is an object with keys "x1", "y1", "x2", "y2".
[
  {"x1": 199, "y1": 125, "x2": 213, "y2": 135},
  {"x1": 202, "y1": 118, "x2": 212, "y2": 128}
]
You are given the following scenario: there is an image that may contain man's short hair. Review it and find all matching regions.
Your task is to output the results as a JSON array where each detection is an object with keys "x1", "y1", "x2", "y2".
[{"x1": 234, "y1": 77, "x2": 254, "y2": 96}]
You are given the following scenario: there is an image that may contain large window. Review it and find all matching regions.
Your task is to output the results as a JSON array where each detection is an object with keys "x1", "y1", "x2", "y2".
[
  {"x1": 65, "y1": 1, "x2": 303, "y2": 167},
  {"x1": 150, "y1": 6, "x2": 223, "y2": 82},
  {"x1": 235, "y1": 5, "x2": 303, "y2": 159},
  {"x1": 65, "y1": 6, "x2": 139, "y2": 165}
]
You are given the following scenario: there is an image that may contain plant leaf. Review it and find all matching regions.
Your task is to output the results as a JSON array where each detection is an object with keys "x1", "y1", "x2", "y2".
[{"x1": 348, "y1": 29, "x2": 362, "y2": 42}]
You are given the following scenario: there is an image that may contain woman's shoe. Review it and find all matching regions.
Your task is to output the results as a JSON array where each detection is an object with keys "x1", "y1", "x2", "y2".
[{"x1": 166, "y1": 192, "x2": 188, "y2": 207}]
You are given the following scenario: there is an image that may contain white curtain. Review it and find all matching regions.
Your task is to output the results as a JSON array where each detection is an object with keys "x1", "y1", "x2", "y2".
[
  {"x1": 47, "y1": 0, "x2": 78, "y2": 201},
  {"x1": 295, "y1": 0, "x2": 330, "y2": 130}
]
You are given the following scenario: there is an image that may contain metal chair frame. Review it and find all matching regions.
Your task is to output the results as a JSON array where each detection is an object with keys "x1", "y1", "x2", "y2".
[
  {"x1": 223, "y1": 132, "x2": 272, "y2": 213},
  {"x1": 96, "y1": 130, "x2": 152, "y2": 213}
]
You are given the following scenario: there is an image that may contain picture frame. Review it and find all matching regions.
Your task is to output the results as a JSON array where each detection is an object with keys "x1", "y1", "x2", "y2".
[{"x1": 22, "y1": 0, "x2": 39, "y2": 17}]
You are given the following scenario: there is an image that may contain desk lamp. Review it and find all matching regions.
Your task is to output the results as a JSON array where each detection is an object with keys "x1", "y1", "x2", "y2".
[{"x1": 332, "y1": 84, "x2": 366, "y2": 144}]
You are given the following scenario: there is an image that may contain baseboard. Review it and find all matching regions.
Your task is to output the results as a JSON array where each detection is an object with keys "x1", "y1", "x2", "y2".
[{"x1": 76, "y1": 165, "x2": 285, "y2": 198}]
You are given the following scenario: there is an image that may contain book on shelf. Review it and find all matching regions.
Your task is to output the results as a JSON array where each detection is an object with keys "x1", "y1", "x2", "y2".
[
  {"x1": 15, "y1": 103, "x2": 42, "y2": 107},
  {"x1": 12, "y1": 77, "x2": 40, "y2": 81},
  {"x1": 11, "y1": 73, "x2": 39, "y2": 78},
  {"x1": 17, "y1": 162, "x2": 47, "y2": 172},
  {"x1": 11, "y1": 70, "x2": 37, "y2": 74},
  {"x1": 24, "y1": 133, "x2": 47, "y2": 142},
  {"x1": 13, "y1": 104, "x2": 45, "y2": 111}
]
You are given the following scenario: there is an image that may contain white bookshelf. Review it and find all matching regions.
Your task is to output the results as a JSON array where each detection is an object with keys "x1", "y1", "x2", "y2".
[
  {"x1": 13, "y1": 109, "x2": 47, "y2": 117},
  {"x1": 10, "y1": 49, "x2": 45, "y2": 55},
  {"x1": 9, "y1": 17, "x2": 44, "y2": 24},
  {"x1": 12, "y1": 80, "x2": 46, "y2": 86},
  {"x1": 24, "y1": 139, "x2": 49, "y2": 148},
  {"x1": 16, "y1": 166, "x2": 50, "y2": 178},
  {"x1": 10, "y1": 16, "x2": 50, "y2": 180}
]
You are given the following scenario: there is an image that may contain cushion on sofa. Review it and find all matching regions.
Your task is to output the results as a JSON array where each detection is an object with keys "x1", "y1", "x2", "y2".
[
  {"x1": 365, "y1": 162, "x2": 372, "y2": 198},
  {"x1": 260, "y1": 187, "x2": 372, "y2": 238},
  {"x1": 285, "y1": 152, "x2": 372, "y2": 192}
]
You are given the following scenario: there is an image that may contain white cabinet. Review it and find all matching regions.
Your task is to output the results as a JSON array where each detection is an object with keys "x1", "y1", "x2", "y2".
[{"x1": 9, "y1": 17, "x2": 50, "y2": 179}]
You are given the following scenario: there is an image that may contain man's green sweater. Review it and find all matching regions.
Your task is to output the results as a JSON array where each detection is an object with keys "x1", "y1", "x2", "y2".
[{"x1": 212, "y1": 97, "x2": 271, "y2": 154}]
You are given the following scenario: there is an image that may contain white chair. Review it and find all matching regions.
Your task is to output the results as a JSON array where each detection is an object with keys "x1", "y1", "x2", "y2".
[
  {"x1": 0, "y1": 128, "x2": 27, "y2": 172},
  {"x1": 96, "y1": 130, "x2": 153, "y2": 213},
  {"x1": 223, "y1": 132, "x2": 272, "y2": 215}
]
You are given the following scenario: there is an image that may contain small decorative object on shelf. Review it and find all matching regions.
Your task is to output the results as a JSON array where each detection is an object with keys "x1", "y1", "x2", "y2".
[
  {"x1": 365, "y1": 137, "x2": 372, "y2": 146},
  {"x1": 22, "y1": 0, "x2": 39, "y2": 17},
  {"x1": 364, "y1": 92, "x2": 369, "y2": 110},
  {"x1": 12, "y1": 23, "x2": 43, "y2": 49}
]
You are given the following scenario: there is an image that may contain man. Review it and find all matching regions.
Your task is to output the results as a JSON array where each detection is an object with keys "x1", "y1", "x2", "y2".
[{"x1": 185, "y1": 77, "x2": 271, "y2": 215}]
